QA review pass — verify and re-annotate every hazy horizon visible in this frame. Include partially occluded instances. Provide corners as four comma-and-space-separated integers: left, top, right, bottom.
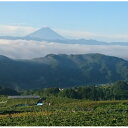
0, 2, 128, 59
0, 2, 128, 42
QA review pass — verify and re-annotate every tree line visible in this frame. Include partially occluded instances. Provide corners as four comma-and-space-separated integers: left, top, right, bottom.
1, 80, 128, 101
31, 80, 128, 100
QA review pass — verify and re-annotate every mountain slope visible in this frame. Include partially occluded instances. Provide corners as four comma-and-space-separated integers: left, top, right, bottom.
25, 27, 65, 41
0, 54, 128, 89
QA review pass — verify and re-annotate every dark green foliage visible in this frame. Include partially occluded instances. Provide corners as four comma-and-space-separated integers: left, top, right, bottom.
59, 89, 78, 99
44, 88, 60, 96
1, 80, 128, 101
0, 87, 20, 96
111, 81, 128, 99
27, 80, 128, 101
74, 81, 128, 100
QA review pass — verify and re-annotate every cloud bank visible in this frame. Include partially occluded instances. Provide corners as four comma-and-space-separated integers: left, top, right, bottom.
0, 39, 128, 60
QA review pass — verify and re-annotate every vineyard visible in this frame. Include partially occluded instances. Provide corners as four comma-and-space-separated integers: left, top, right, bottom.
0, 96, 128, 126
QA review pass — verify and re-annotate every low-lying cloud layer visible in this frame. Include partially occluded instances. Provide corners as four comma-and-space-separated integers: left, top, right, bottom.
0, 39, 128, 60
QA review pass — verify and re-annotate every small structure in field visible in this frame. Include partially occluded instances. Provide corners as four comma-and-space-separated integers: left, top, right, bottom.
59, 88, 64, 91
37, 103, 43, 106
8, 95, 40, 99
36, 97, 46, 106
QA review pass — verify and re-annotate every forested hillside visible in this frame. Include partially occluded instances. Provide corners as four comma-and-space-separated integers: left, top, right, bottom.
0, 53, 128, 89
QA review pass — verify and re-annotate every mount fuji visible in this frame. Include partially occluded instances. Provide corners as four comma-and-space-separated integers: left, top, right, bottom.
25, 27, 66, 41
0, 27, 128, 46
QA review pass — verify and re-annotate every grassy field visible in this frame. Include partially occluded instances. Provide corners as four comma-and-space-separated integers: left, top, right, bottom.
0, 96, 128, 126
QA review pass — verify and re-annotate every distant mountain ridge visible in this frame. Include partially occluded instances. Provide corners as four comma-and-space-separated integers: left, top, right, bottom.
0, 27, 128, 46
25, 27, 66, 41
0, 53, 128, 89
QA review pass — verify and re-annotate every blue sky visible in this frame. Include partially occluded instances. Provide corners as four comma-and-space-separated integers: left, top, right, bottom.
0, 2, 128, 41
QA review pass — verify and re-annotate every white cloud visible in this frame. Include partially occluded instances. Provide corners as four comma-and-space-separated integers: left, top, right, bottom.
0, 39, 128, 60
0, 25, 37, 36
